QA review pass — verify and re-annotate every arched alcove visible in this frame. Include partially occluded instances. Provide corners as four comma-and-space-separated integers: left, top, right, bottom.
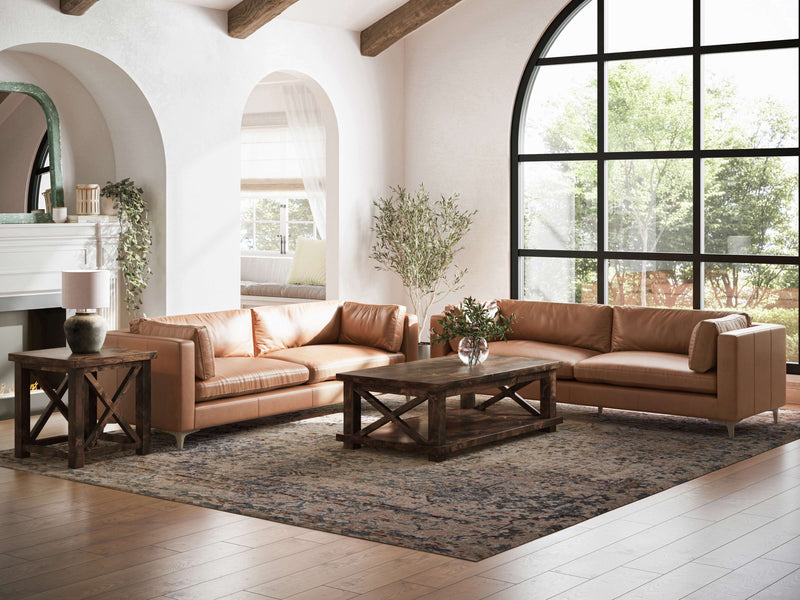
0, 43, 168, 317
239, 70, 340, 303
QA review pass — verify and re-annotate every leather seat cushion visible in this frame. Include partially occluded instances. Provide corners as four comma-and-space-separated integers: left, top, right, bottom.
573, 351, 717, 394
196, 357, 310, 402
267, 344, 405, 383
488, 340, 600, 379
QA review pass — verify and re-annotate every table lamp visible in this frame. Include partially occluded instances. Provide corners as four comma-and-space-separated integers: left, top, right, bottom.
62, 270, 110, 354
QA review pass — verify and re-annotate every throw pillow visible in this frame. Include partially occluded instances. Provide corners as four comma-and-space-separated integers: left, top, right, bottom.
287, 238, 326, 286
339, 302, 406, 353
136, 320, 216, 380
688, 314, 750, 373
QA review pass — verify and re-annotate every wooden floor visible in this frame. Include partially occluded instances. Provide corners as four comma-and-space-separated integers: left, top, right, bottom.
1, 412, 799, 600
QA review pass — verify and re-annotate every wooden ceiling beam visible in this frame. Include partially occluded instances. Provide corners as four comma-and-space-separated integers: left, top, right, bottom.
60, 0, 101, 16
228, 0, 301, 39
361, 0, 464, 57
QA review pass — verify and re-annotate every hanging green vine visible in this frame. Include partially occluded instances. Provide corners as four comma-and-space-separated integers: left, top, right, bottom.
101, 178, 152, 316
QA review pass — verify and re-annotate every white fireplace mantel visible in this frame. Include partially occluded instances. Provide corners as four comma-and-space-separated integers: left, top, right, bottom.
0, 223, 123, 329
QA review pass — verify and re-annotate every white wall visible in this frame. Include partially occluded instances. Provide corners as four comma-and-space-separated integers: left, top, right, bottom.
0, 0, 569, 321
403, 0, 570, 315
0, 0, 406, 315
0, 50, 117, 217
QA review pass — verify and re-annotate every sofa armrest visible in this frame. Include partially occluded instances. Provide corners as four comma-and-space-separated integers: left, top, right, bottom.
104, 331, 196, 432
717, 324, 786, 421
401, 313, 419, 362
429, 314, 453, 358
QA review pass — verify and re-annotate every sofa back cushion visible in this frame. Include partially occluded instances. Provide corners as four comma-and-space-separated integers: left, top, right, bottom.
688, 314, 750, 373
132, 309, 254, 357
611, 306, 751, 354
136, 320, 216, 380
339, 302, 406, 353
252, 300, 341, 356
497, 299, 613, 353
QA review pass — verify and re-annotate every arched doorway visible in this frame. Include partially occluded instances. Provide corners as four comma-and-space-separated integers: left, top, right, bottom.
239, 71, 339, 306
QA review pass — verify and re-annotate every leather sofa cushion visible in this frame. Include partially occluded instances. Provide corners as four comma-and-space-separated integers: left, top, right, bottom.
339, 302, 406, 352
573, 351, 717, 394
136, 320, 216, 380
133, 309, 254, 358
688, 314, 750, 373
611, 306, 751, 354
497, 299, 613, 353
252, 300, 341, 356
488, 340, 600, 379
268, 344, 405, 384
196, 357, 309, 402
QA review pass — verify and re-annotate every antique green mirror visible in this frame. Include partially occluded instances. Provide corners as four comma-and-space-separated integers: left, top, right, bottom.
0, 82, 63, 223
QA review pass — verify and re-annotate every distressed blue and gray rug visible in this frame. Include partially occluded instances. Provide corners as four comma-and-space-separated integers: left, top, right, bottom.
1, 399, 798, 561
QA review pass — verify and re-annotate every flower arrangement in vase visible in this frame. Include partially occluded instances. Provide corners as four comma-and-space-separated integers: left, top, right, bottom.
431, 297, 514, 366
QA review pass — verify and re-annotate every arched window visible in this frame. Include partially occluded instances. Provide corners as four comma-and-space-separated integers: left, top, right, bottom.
512, 0, 800, 369
27, 133, 50, 212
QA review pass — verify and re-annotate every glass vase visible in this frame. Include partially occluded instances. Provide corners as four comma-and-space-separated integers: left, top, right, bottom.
458, 337, 488, 366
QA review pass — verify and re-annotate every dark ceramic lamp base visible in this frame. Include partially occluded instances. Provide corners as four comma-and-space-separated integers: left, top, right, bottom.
64, 312, 108, 354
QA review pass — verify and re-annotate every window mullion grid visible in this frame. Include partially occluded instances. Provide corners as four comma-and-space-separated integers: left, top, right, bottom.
596, 0, 607, 304
692, 0, 703, 309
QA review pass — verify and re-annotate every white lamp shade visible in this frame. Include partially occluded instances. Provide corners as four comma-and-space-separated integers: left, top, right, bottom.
61, 270, 110, 310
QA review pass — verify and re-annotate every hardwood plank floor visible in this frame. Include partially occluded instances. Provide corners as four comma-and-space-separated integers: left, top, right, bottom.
0, 413, 798, 599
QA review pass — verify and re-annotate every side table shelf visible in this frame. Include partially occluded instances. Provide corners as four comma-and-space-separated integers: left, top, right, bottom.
9, 347, 157, 468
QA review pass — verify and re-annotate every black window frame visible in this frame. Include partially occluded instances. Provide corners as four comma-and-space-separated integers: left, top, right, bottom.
511, 0, 800, 373
27, 133, 50, 212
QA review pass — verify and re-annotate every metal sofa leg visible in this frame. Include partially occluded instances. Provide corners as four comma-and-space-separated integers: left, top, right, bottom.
597, 406, 603, 415
773, 409, 779, 424
158, 429, 196, 450
710, 419, 737, 438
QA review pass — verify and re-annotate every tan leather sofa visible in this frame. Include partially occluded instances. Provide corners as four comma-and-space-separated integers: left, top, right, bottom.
105, 300, 418, 448
431, 300, 786, 437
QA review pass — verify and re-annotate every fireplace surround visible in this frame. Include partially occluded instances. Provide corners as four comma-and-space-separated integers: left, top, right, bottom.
0, 222, 122, 418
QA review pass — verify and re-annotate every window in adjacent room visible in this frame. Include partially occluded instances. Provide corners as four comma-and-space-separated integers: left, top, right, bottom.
240, 112, 319, 254
512, 0, 800, 368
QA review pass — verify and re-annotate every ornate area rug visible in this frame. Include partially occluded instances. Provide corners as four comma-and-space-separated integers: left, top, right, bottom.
1, 399, 798, 561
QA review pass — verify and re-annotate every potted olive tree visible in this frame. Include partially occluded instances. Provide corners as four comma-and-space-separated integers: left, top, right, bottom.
101, 178, 152, 317
370, 184, 475, 353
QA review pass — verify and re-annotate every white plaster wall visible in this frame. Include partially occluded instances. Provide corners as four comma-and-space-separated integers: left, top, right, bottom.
0, 0, 406, 315
0, 50, 117, 217
0, 94, 44, 213
403, 0, 570, 316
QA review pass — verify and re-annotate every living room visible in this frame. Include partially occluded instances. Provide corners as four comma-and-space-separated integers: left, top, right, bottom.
1, 0, 799, 598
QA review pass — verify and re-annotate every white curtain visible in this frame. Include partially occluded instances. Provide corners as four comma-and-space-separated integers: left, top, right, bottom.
282, 83, 326, 239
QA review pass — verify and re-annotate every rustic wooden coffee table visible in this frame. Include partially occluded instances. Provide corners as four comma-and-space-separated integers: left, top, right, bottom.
336, 355, 562, 461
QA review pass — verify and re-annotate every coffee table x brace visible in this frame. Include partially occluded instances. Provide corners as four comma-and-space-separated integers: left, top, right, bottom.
336, 355, 563, 461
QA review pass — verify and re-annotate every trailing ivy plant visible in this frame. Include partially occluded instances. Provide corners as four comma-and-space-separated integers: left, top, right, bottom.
101, 178, 152, 316
370, 184, 476, 339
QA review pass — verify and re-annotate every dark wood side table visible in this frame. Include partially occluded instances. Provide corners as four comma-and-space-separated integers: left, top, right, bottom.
9, 347, 157, 468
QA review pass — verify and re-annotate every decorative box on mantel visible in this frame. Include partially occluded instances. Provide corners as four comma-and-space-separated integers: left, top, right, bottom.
0, 222, 123, 327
